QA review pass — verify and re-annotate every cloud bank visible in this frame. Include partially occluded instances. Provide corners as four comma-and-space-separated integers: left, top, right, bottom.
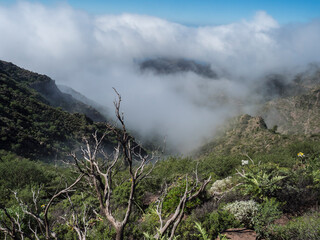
1, 2, 320, 153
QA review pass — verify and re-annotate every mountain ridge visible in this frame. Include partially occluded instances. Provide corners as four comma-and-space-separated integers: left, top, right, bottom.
0, 60, 107, 122
0, 60, 116, 161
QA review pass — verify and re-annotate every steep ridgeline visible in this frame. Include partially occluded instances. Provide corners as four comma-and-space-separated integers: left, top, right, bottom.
254, 66, 320, 101
256, 66, 320, 135
194, 65, 320, 157
57, 84, 110, 119
0, 61, 116, 161
0, 60, 107, 122
195, 114, 292, 157
261, 86, 320, 136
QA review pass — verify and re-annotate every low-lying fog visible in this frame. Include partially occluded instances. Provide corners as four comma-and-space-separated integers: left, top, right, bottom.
1, 2, 320, 153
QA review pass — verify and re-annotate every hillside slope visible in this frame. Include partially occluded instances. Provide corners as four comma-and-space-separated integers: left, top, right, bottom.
0, 65, 115, 161
195, 114, 291, 156
0, 60, 107, 122
261, 86, 320, 135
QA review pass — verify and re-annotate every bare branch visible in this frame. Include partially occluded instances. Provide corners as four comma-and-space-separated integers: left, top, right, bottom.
42, 173, 84, 239
0, 205, 30, 240
65, 193, 89, 240
11, 173, 83, 240
154, 175, 211, 239
72, 89, 159, 240
28, 221, 40, 240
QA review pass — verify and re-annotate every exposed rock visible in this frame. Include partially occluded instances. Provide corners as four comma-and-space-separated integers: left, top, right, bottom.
194, 114, 287, 157
261, 86, 320, 135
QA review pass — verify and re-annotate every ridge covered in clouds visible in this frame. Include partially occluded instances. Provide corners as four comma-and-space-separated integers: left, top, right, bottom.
1, 1, 320, 153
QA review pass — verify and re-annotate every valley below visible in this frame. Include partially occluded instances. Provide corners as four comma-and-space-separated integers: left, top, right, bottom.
1, 59, 320, 240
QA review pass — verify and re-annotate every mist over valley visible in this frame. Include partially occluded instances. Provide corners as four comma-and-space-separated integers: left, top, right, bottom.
2, 1, 320, 239
1, 2, 320, 153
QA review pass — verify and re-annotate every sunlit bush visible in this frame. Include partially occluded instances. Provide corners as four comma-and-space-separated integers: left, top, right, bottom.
223, 200, 258, 228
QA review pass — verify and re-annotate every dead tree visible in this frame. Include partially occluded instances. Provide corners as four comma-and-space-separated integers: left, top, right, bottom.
0, 205, 27, 240
3, 174, 84, 240
154, 175, 211, 240
71, 89, 157, 240
59, 193, 90, 240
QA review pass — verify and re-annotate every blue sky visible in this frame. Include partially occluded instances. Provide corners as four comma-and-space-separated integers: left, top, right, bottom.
2, 0, 320, 25
1, 0, 320, 151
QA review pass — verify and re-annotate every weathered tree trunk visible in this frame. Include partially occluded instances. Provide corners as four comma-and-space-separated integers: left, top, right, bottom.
72, 90, 157, 240
115, 225, 125, 240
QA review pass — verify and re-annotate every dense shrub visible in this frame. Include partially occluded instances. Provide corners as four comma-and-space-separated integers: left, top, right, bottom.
252, 198, 282, 239
239, 162, 288, 200
200, 155, 242, 178
270, 212, 320, 240
223, 200, 258, 228
201, 210, 241, 239
162, 178, 202, 215
276, 168, 318, 214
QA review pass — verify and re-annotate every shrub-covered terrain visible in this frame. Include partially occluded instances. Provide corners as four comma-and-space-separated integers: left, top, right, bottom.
2, 61, 320, 239
0, 67, 116, 160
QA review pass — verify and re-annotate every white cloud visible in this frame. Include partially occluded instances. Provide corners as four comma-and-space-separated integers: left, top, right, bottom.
1, 2, 320, 153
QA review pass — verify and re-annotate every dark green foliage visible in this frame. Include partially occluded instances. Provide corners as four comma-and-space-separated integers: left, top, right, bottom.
254, 152, 295, 167
201, 210, 241, 239
239, 162, 288, 200
200, 154, 242, 179
252, 198, 282, 239
173, 210, 240, 240
287, 141, 320, 159
0, 60, 107, 122
3, 60, 320, 239
270, 125, 278, 133
0, 151, 58, 205
0, 60, 51, 84
0, 72, 115, 161
151, 157, 196, 182
270, 212, 320, 240
276, 168, 318, 214
162, 178, 202, 215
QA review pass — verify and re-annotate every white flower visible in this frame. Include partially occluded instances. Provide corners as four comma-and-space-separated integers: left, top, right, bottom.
242, 160, 249, 165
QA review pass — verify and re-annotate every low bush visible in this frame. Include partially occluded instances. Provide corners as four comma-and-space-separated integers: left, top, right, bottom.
270, 212, 320, 240
201, 210, 241, 239
223, 200, 258, 228
252, 198, 282, 239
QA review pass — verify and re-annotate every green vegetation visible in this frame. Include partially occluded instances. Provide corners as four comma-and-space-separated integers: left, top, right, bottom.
2, 139, 320, 239
270, 212, 320, 240
0, 71, 116, 160
2, 61, 320, 239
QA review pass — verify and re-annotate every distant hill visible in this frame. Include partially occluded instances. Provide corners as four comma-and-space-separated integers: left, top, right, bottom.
57, 84, 110, 120
194, 66, 320, 158
139, 58, 218, 79
195, 114, 290, 156
254, 66, 320, 101
0, 60, 116, 161
0, 60, 107, 122
261, 86, 320, 136
255, 66, 320, 136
